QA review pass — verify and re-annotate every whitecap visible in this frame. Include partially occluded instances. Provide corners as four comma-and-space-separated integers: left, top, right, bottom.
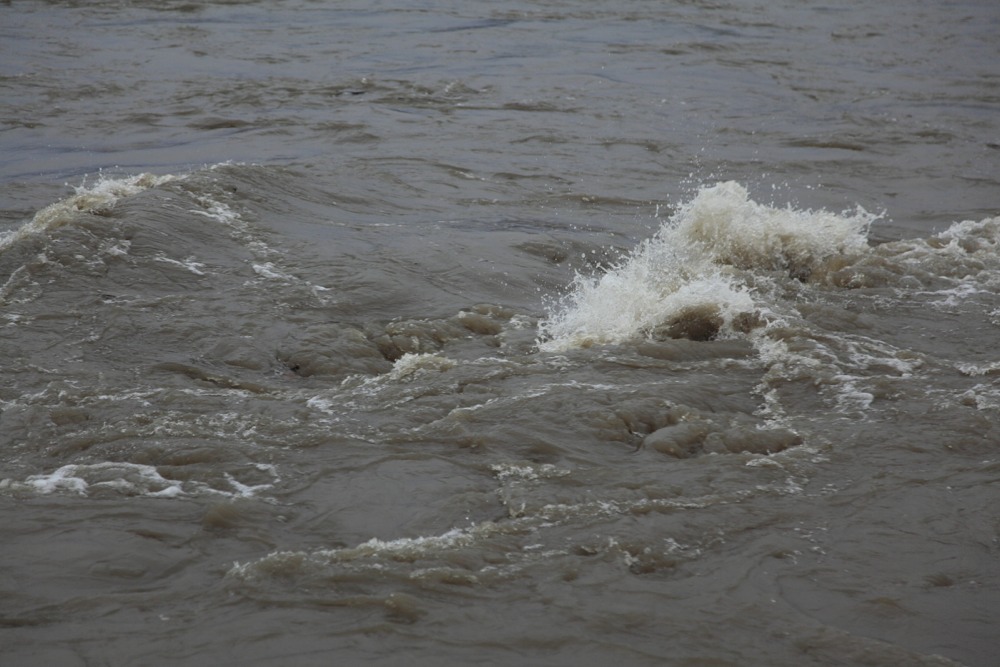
539, 181, 875, 351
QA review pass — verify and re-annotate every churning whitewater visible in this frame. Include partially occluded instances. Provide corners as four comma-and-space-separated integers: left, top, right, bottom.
539, 180, 878, 349
2, 1, 998, 665
3, 166, 997, 667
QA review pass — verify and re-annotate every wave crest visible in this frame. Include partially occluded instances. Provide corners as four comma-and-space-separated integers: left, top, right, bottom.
539, 182, 877, 351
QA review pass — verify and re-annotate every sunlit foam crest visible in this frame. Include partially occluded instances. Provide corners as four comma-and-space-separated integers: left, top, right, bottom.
539, 181, 876, 351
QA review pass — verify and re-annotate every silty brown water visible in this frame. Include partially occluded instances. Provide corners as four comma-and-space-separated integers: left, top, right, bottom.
1, 1, 998, 665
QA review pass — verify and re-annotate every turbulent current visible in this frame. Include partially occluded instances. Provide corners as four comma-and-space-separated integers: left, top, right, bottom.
2, 1, 998, 666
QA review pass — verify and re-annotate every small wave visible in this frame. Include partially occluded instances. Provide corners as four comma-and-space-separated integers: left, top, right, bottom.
0, 172, 179, 253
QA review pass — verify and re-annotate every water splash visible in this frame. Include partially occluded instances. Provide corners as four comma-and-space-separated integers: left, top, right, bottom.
539, 182, 877, 351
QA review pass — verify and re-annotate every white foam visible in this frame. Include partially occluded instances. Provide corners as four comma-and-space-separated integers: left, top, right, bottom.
674, 181, 873, 271
248, 262, 334, 302
842, 335, 921, 376
1, 461, 279, 500
8, 462, 185, 497
2, 172, 178, 252
932, 216, 1000, 251
927, 283, 986, 307
189, 197, 241, 226
830, 375, 876, 411
226, 472, 811, 585
957, 361, 1000, 377
155, 254, 207, 275
540, 182, 875, 351
961, 385, 1000, 410
225, 465, 280, 498
387, 352, 456, 381
491, 462, 571, 482
251, 262, 295, 281
228, 524, 489, 580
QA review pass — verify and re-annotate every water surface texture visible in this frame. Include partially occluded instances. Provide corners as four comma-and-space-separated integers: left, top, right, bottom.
2, 1, 998, 665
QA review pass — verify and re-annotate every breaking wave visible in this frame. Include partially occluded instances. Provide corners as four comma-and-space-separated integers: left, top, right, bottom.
539, 181, 878, 350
